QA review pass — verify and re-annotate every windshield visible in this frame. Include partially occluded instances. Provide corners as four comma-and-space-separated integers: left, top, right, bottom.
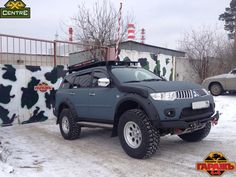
230, 69, 236, 74
112, 67, 162, 83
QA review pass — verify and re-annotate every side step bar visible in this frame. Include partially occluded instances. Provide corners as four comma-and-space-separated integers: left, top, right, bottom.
77, 121, 113, 129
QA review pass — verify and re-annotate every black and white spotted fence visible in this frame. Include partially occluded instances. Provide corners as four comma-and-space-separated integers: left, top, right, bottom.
0, 64, 67, 126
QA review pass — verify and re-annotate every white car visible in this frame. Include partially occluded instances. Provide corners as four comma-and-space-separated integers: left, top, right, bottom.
202, 68, 236, 96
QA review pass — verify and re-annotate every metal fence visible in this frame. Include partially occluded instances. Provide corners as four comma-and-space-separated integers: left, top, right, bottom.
0, 34, 109, 66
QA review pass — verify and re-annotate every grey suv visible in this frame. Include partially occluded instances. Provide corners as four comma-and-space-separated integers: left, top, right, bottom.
54, 60, 219, 159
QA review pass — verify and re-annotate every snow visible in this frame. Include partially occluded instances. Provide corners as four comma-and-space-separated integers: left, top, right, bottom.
0, 95, 236, 177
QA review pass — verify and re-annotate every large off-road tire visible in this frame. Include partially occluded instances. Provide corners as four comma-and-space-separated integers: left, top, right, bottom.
178, 122, 211, 142
59, 109, 81, 140
118, 109, 160, 159
209, 83, 223, 96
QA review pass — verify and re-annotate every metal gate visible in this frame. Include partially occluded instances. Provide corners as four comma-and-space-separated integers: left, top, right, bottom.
0, 33, 109, 66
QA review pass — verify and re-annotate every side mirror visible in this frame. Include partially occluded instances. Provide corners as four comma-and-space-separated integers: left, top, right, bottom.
98, 78, 110, 87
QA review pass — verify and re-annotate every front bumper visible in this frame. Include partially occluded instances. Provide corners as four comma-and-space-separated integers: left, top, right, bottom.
159, 111, 220, 129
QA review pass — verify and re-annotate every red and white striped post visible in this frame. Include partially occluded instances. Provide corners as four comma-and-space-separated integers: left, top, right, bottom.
127, 24, 135, 41
115, 2, 122, 60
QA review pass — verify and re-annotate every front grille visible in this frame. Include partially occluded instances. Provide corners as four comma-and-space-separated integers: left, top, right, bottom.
176, 90, 193, 99
176, 89, 207, 99
180, 104, 214, 121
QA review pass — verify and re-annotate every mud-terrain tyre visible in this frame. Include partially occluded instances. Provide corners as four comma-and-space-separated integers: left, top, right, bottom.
118, 109, 160, 159
178, 122, 211, 142
209, 83, 223, 96
59, 109, 81, 140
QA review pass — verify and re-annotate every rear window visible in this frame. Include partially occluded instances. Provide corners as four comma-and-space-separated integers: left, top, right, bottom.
60, 76, 75, 89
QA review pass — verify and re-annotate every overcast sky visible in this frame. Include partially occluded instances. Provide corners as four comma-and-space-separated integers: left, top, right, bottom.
0, 0, 231, 49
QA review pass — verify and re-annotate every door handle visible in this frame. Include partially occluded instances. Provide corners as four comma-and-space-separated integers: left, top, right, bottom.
89, 92, 96, 96
69, 92, 75, 95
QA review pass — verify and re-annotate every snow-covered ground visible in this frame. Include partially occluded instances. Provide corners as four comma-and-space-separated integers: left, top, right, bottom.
0, 95, 236, 177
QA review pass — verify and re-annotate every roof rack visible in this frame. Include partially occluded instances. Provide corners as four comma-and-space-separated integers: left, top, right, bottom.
68, 59, 139, 73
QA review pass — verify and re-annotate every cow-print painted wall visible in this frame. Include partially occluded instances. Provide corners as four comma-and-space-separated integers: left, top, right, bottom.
0, 64, 67, 126
119, 50, 174, 81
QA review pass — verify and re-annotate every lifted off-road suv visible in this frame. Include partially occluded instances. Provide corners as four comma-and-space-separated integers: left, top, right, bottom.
54, 60, 219, 159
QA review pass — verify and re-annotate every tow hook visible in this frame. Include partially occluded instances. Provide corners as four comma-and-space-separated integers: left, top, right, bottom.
211, 111, 220, 126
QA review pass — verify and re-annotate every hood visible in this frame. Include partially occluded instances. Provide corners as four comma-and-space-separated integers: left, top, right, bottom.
123, 81, 202, 92
206, 74, 228, 80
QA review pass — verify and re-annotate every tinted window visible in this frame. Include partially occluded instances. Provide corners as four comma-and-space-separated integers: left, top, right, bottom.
92, 71, 107, 87
75, 74, 92, 88
61, 81, 70, 89
60, 76, 75, 89
73, 76, 80, 87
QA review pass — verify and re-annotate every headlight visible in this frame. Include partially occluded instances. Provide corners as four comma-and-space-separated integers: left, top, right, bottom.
150, 91, 177, 101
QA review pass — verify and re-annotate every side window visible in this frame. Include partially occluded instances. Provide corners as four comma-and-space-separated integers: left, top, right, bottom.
77, 73, 92, 88
92, 71, 107, 87
73, 76, 80, 88
60, 76, 74, 89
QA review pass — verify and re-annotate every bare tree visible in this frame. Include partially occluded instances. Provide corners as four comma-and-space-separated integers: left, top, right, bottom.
179, 27, 234, 82
214, 34, 235, 71
71, 0, 133, 47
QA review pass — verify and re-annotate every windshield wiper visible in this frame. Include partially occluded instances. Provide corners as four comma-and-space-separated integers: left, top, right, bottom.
141, 78, 161, 82
124, 80, 141, 83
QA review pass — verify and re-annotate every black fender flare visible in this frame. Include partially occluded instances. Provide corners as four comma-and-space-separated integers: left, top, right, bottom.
56, 98, 79, 124
112, 93, 160, 136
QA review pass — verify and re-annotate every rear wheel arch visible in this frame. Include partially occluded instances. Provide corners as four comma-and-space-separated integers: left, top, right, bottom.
57, 101, 78, 124
59, 103, 69, 114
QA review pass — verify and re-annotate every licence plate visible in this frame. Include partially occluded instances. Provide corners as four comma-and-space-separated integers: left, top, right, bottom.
192, 101, 210, 110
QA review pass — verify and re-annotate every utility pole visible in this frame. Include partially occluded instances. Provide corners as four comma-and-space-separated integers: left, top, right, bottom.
234, 17, 236, 66
115, 2, 123, 61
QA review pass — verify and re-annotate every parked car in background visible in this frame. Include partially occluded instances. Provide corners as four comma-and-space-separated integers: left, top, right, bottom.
202, 68, 236, 96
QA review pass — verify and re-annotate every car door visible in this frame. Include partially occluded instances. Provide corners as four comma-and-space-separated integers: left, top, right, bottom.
226, 69, 236, 91
70, 72, 92, 118
88, 69, 117, 122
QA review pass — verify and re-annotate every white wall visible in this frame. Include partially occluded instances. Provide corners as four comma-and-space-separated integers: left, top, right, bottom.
175, 57, 201, 83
